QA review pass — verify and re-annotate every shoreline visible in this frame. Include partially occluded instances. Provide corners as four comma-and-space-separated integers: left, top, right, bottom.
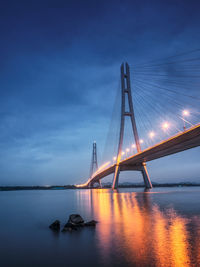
1, 183, 200, 191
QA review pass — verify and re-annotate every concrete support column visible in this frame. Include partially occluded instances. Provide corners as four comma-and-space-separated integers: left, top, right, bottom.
141, 163, 152, 188
112, 164, 120, 189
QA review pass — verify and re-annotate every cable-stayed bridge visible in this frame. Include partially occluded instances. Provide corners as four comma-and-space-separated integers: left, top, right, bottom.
76, 50, 200, 189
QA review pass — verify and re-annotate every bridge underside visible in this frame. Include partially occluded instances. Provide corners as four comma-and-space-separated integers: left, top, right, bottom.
82, 124, 200, 188
88, 164, 148, 188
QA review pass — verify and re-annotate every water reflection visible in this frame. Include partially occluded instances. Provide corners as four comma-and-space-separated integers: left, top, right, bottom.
77, 189, 200, 266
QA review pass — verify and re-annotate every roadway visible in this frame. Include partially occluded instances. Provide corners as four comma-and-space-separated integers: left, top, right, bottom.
78, 123, 200, 187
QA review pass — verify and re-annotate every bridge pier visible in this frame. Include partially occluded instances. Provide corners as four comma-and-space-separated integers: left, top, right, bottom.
112, 164, 120, 189
88, 179, 102, 189
112, 163, 152, 189
141, 163, 152, 188
98, 179, 102, 188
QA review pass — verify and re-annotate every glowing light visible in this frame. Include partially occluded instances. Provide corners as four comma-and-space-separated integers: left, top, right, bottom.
92, 161, 111, 178
75, 181, 89, 188
113, 156, 116, 161
162, 122, 169, 130
149, 131, 155, 138
126, 148, 130, 152
132, 144, 136, 148
122, 151, 125, 155
183, 110, 189, 116
97, 161, 111, 172
140, 139, 144, 144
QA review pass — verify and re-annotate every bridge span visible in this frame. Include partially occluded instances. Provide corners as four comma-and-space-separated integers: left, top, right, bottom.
76, 123, 200, 188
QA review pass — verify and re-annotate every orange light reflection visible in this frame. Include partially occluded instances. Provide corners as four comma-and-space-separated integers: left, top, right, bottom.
79, 190, 200, 267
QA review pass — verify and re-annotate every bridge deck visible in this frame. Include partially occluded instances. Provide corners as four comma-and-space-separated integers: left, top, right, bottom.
81, 124, 200, 186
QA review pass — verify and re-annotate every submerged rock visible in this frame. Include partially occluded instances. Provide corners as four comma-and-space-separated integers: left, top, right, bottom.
51, 214, 98, 233
84, 220, 98, 227
68, 214, 84, 225
49, 220, 60, 231
62, 222, 78, 232
62, 223, 73, 232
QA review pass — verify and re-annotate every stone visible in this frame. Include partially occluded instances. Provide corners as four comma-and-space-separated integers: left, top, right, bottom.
61, 216, 98, 232
84, 220, 98, 227
49, 220, 60, 231
62, 226, 73, 232
62, 222, 77, 232
68, 214, 84, 225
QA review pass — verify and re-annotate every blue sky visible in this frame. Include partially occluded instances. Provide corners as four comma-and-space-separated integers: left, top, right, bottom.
0, 0, 200, 185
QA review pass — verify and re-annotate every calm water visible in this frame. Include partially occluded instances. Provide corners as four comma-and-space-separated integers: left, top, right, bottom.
1, 187, 200, 266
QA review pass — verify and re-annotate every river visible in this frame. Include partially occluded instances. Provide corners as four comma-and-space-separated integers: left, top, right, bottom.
1, 187, 200, 266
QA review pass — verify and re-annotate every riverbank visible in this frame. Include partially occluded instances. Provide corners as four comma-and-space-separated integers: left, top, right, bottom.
0, 182, 200, 191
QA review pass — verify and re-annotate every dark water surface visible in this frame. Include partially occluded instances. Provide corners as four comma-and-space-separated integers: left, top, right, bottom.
1, 187, 200, 267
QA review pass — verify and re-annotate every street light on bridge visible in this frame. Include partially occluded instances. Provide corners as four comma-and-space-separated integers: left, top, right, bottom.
182, 110, 190, 131
162, 122, 169, 130
126, 148, 130, 157
131, 144, 136, 155
183, 110, 189, 116
149, 131, 155, 138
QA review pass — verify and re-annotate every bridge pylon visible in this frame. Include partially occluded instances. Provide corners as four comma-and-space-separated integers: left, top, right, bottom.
89, 141, 101, 188
112, 63, 152, 189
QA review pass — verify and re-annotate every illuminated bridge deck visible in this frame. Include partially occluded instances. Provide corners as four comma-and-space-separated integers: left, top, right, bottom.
80, 124, 200, 187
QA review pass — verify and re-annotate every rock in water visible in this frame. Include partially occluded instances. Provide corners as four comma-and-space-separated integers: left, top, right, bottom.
68, 214, 84, 225
84, 220, 98, 227
62, 223, 74, 232
49, 220, 60, 231
62, 215, 84, 232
